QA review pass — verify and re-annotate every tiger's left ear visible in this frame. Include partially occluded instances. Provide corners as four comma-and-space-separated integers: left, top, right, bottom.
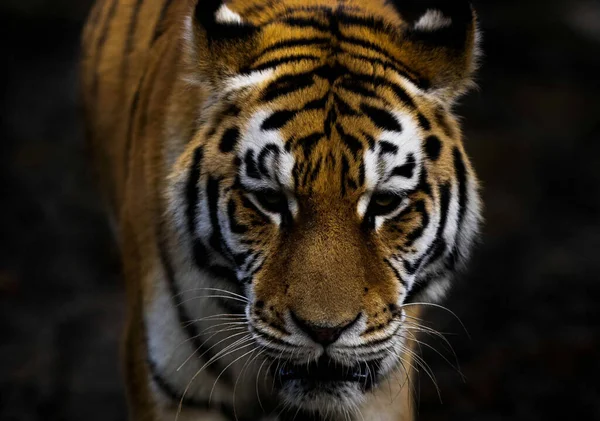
388, 0, 480, 102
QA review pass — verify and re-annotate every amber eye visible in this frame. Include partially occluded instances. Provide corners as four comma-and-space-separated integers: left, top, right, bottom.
253, 190, 288, 214
368, 192, 405, 217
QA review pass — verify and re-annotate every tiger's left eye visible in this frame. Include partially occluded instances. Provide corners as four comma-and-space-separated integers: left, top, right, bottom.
368, 192, 405, 217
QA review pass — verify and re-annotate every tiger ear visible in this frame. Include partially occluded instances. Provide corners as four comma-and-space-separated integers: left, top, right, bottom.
194, 0, 256, 41
188, 0, 258, 78
389, 0, 480, 102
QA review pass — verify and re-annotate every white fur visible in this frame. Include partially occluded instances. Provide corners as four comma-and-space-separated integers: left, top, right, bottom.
224, 69, 275, 93
414, 9, 453, 32
238, 109, 296, 190
360, 108, 424, 231
214, 4, 243, 24
235, 109, 298, 225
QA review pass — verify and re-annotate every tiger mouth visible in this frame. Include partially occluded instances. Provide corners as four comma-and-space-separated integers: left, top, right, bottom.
275, 357, 381, 390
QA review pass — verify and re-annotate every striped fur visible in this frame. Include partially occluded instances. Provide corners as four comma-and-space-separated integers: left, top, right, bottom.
81, 1, 481, 420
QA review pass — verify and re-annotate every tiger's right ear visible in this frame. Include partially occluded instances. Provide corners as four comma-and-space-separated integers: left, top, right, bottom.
186, 0, 258, 80
194, 0, 256, 41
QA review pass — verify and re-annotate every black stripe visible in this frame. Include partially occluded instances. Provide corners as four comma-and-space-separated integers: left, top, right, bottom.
261, 72, 315, 102
361, 103, 402, 132
344, 52, 424, 89
193, 239, 210, 267
333, 93, 357, 116
416, 165, 432, 196
147, 356, 214, 409
282, 17, 330, 32
404, 272, 435, 303
363, 132, 376, 149
296, 132, 323, 160
405, 182, 452, 284
250, 54, 321, 72
309, 157, 322, 184
156, 223, 232, 384
122, 0, 144, 78
244, 151, 261, 179
219, 127, 240, 153
405, 200, 429, 247
338, 35, 427, 88
83, 1, 103, 47
424, 135, 442, 161
227, 199, 248, 234
186, 147, 203, 237
418, 113, 432, 131
453, 147, 468, 229
138, 58, 161, 137
209, 264, 241, 285
339, 78, 377, 97
427, 183, 452, 264
403, 182, 453, 287
152, 0, 174, 44
187, 148, 210, 270
390, 154, 416, 179
303, 94, 328, 110
351, 73, 417, 109
147, 356, 255, 421
403, 255, 423, 276
311, 62, 342, 84
254, 37, 329, 60
293, 162, 303, 190
240, 196, 270, 225
358, 162, 366, 186
257, 144, 280, 177
335, 12, 394, 37
124, 81, 142, 177
324, 107, 336, 138
207, 177, 231, 258
261, 110, 296, 131
340, 154, 350, 197
123, 51, 162, 182
384, 259, 406, 286
91, 0, 118, 99
301, 160, 314, 189
436, 107, 454, 137
336, 123, 364, 157
379, 141, 398, 155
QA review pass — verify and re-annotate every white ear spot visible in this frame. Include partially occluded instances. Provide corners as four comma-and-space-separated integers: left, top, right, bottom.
414, 9, 452, 31
215, 4, 244, 24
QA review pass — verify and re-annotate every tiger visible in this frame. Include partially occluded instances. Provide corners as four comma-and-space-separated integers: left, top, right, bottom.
80, 0, 481, 420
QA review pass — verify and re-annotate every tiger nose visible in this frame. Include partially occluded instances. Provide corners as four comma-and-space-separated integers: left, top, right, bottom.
291, 312, 359, 346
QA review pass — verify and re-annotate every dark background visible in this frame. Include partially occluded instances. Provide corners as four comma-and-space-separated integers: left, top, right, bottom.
1, 1, 599, 420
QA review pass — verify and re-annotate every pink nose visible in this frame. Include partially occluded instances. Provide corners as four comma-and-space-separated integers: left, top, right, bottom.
291, 312, 359, 346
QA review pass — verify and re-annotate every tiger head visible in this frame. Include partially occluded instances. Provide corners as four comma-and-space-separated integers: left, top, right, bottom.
169, 0, 481, 415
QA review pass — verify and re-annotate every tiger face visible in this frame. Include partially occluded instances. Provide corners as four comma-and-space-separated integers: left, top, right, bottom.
168, 0, 480, 415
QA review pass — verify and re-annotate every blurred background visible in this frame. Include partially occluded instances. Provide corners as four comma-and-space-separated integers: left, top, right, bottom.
1, 0, 599, 420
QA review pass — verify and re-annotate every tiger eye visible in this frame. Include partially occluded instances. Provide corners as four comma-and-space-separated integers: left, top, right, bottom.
262, 192, 284, 205
254, 190, 289, 214
373, 194, 396, 207
368, 193, 404, 217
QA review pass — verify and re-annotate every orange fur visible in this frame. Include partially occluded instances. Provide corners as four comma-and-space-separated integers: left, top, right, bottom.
81, 1, 480, 420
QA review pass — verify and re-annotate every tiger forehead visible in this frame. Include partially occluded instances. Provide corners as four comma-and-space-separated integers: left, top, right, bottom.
204, 0, 463, 196
227, 0, 402, 26
210, 61, 455, 193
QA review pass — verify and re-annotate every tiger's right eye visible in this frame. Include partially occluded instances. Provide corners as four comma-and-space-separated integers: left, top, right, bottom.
253, 190, 288, 214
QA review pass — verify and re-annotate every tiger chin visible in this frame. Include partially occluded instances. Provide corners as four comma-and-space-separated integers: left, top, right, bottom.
81, 0, 482, 420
